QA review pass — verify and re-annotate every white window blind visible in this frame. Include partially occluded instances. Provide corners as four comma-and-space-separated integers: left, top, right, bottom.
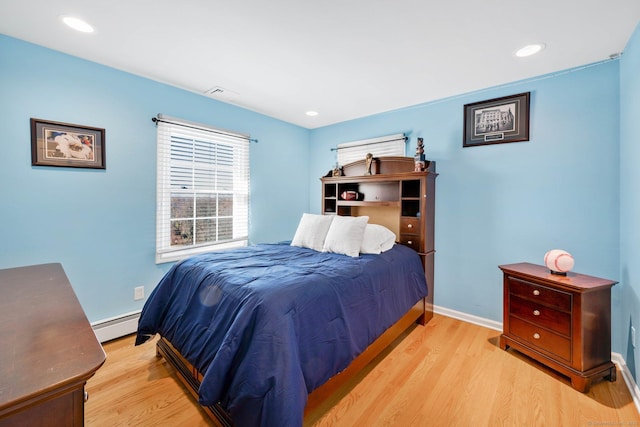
336, 133, 406, 166
155, 115, 250, 263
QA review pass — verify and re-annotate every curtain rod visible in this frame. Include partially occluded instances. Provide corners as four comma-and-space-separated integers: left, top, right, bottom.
152, 116, 258, 143
329, 136, 407, 151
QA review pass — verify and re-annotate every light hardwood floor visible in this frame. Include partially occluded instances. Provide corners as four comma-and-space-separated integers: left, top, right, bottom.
85, 315, 640, 426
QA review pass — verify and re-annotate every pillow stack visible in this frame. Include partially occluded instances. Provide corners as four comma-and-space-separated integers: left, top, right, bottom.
291, 213, 396, 257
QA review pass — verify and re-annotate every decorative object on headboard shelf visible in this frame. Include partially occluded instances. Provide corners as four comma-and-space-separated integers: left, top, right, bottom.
332, 163, 342, 177
340, 190, 360, 201
365, 153, 374, 175
414, 138, 426, 172
544, 249, 575, 275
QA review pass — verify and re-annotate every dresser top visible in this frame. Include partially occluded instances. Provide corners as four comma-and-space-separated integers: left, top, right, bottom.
0, 263, 106, 413
499, 262, 617, 291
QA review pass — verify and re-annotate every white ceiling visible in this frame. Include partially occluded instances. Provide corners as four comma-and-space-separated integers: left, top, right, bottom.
1, 0, 639, 129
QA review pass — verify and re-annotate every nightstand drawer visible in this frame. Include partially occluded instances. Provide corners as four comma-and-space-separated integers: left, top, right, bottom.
400, 217, 420, 234
509, 316, 571, 362
508, 277, 571, 311
509, 295, 571, 336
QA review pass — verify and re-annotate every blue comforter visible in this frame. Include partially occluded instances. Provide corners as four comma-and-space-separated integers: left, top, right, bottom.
136, 242, 427, 426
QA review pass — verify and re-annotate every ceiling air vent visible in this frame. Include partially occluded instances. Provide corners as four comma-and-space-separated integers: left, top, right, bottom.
204, 86, 239, 100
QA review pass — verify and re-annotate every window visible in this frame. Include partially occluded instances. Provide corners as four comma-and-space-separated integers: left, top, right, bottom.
155, 115, 250, 263
336, 133, 406, 166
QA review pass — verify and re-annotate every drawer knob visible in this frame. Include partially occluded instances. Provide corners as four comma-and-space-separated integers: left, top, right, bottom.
408, 224, 413, 229
533, 290, 540, 296
533, 309, 540, 316
407, 240, 413, 245
84, 391, 89, 402
533, 333, 541, 340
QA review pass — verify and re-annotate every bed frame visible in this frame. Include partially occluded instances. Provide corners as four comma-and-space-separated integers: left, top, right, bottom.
155, 156, 437, 425
156, 300, 425, 426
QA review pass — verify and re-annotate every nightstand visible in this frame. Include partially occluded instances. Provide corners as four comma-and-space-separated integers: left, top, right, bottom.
498, 262, 616, 392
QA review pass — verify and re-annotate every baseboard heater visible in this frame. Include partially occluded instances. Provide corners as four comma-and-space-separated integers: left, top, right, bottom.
92, 310, 141, 343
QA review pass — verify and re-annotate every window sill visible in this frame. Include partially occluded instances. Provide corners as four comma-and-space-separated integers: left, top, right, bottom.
155, 240, 247, 264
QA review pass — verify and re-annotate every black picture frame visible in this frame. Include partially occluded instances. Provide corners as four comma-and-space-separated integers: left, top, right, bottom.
463, 92, 530, 147
31, 118, 106, 169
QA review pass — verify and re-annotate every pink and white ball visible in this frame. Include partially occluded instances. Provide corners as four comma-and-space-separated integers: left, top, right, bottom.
544, 249, 575, 275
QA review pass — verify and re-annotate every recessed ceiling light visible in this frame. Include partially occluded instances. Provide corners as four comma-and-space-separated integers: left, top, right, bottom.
306, 111, 318, 117
515, 43, 545, 58
61, 16, 95, 33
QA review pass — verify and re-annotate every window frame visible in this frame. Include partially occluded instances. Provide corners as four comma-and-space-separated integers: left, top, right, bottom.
155, 115, 250, 264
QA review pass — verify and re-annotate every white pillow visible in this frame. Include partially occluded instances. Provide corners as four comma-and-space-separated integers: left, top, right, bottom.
291, 213, 334, 252
360, 224, 397, 254
322, 216, 369, 257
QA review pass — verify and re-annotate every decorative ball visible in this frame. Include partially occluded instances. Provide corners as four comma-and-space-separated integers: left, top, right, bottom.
544, 249, 575, 274
340, 191, 359, 201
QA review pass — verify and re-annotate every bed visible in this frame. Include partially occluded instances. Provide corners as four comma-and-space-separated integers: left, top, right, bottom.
136, 156, 437, 426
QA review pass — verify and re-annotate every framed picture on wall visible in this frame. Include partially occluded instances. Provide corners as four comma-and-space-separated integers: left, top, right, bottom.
463, 92, 530, 147
31, 118, 106, 169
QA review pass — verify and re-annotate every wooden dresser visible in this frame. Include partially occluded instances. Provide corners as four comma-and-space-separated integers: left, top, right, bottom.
321, 156, 437, 322
498, 262, 616, 392
0, 263, 106, 426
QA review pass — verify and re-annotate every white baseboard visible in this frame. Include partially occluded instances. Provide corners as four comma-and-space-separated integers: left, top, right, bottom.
612, 352, 640, 414
91, 310, 141, 343
434, 304, 503, 331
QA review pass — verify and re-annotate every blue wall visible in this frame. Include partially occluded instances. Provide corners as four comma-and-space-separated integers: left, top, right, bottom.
620, 23, 640, 380
310, 61, 621, 336
0, 35, 310, 322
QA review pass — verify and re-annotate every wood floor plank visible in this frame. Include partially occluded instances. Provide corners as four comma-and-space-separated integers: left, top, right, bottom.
85, 315, 640, 426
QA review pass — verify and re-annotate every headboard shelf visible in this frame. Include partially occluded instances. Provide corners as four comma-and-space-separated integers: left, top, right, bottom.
336, 200, 401, 208
330, 155, 435, 178
320, 155, 437, 322
322, 171, 432, 184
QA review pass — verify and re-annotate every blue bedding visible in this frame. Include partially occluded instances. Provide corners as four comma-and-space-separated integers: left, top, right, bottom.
136, 242, 427, 426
